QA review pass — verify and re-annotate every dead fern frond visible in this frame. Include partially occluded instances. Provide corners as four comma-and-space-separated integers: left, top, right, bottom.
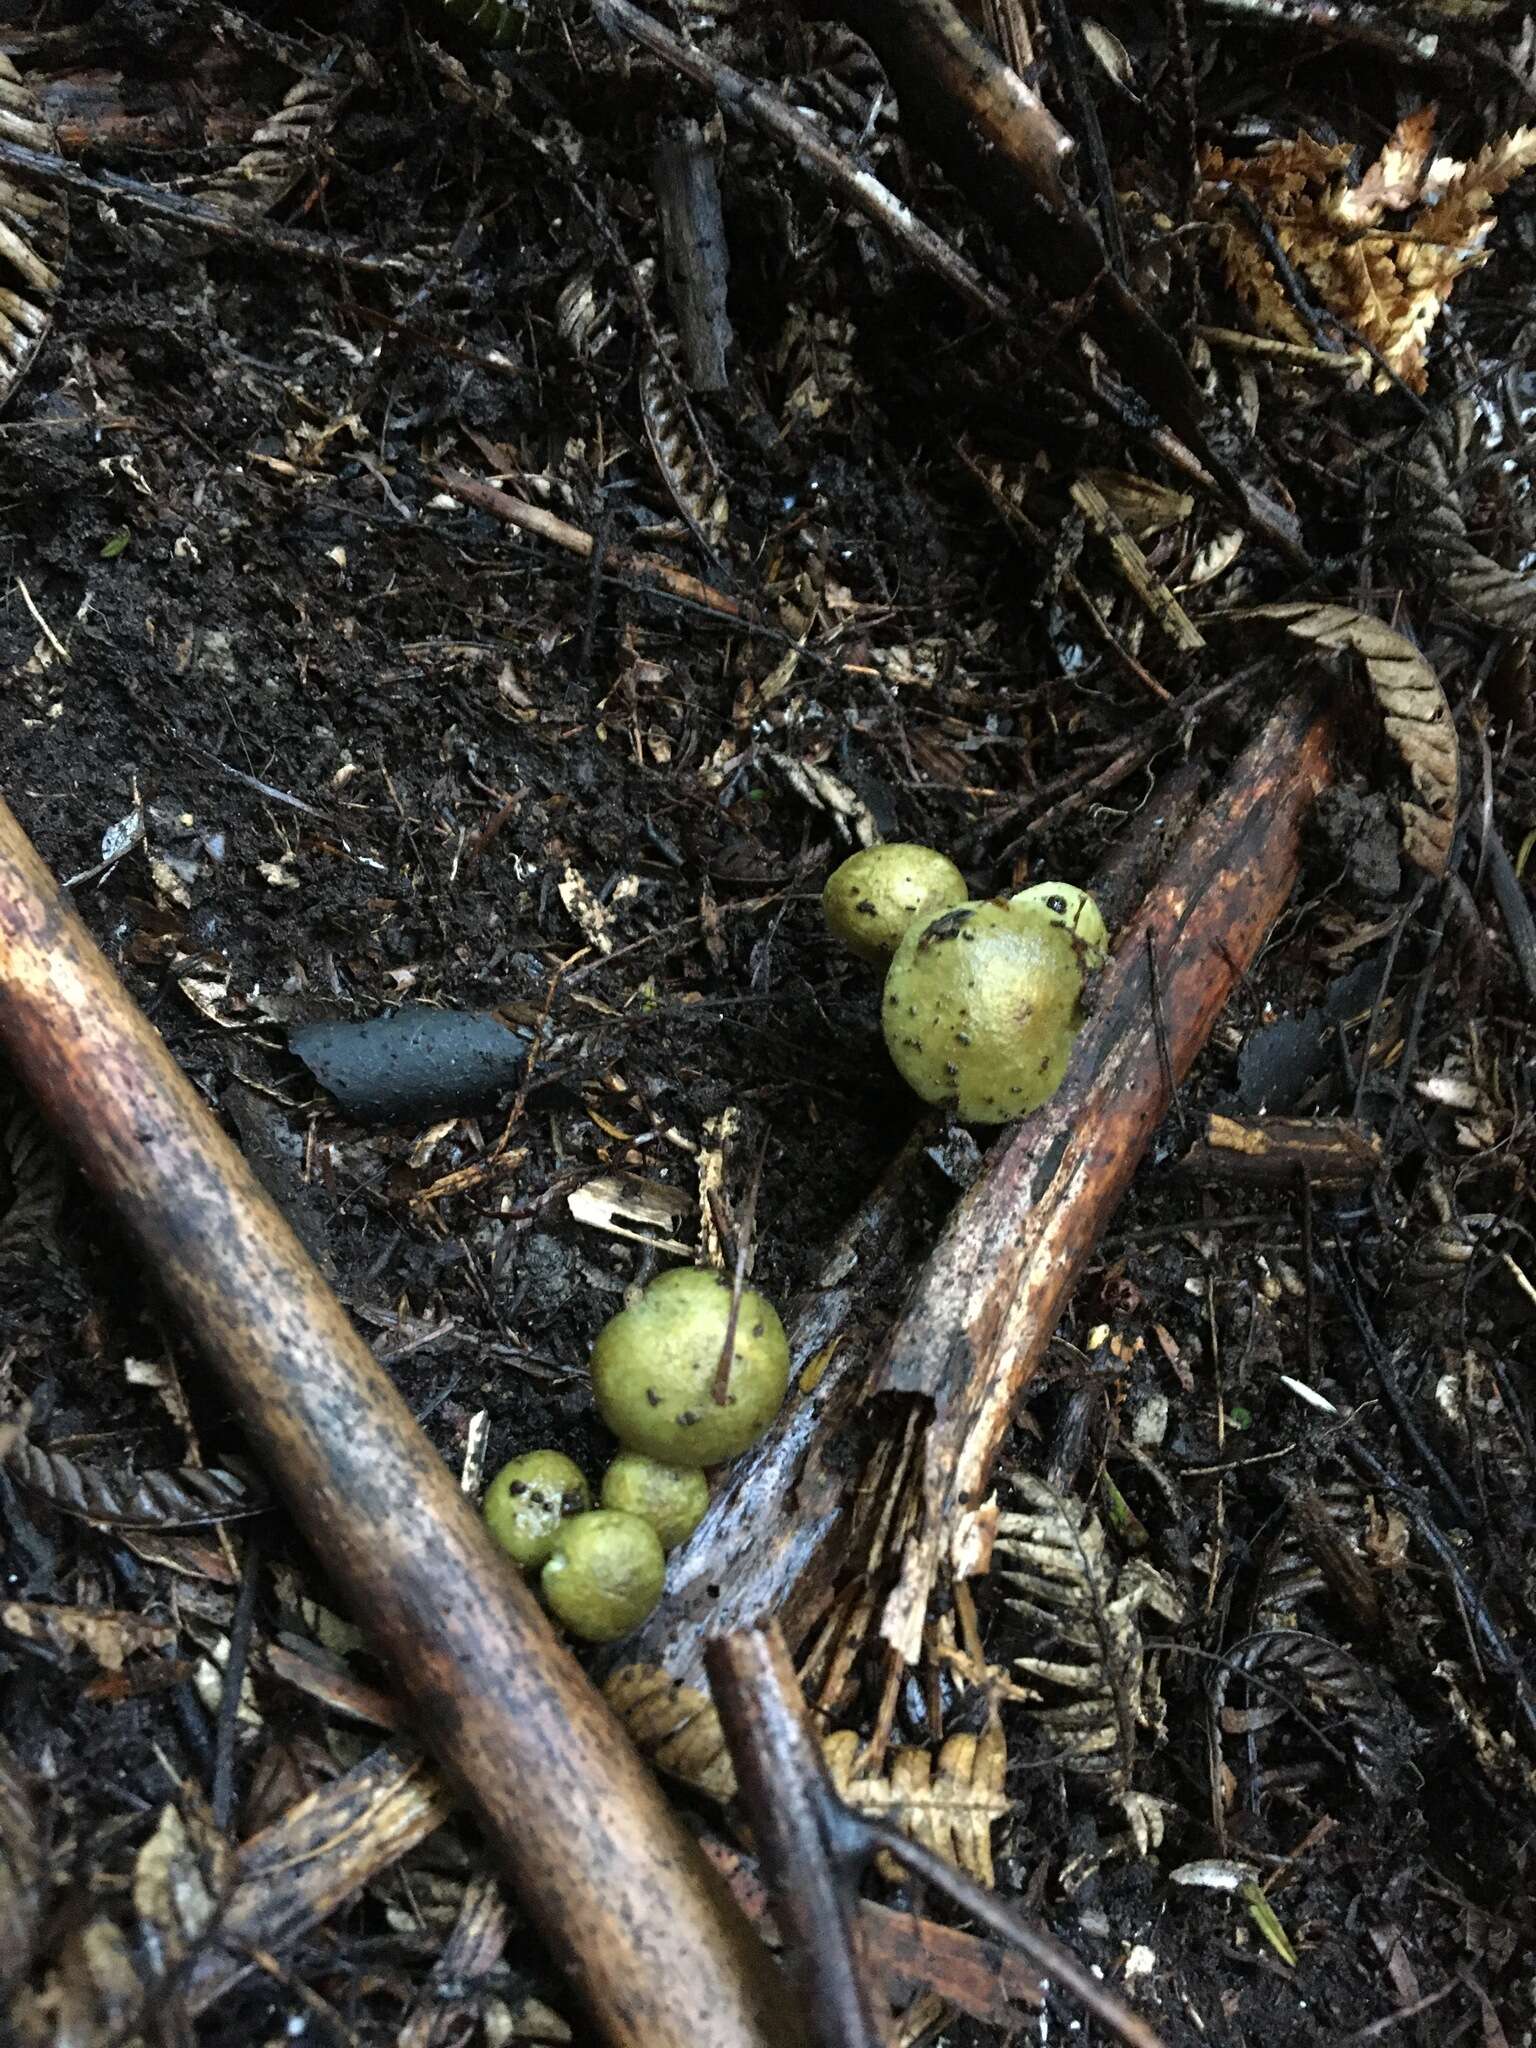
1200, 111, 1536, 391
995, 1474, 1182, 1800
1233, 602, 1458, 874
606, 1663, 1011, 1885
822, 1718, 1010, 1886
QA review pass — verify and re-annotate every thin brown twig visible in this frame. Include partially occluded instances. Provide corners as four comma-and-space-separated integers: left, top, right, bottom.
0, 137, 420, 275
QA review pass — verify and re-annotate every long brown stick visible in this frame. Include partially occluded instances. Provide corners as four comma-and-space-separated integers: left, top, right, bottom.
0, 795, 790, 2048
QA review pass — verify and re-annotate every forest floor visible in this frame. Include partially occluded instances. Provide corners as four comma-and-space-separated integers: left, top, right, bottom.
1, 2, 1534, 2043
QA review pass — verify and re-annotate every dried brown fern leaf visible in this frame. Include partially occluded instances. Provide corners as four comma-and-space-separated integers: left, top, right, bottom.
1215, 1629, 1402, 1803
196, 63, 347, 216
606, 1661, 1009, 1885
0, 1734, 43, 1997
639, 344, 729, 548
996, 1475, 1182, 1807
1410, 436, 1536, 633
0, 57, 67, 412
822, 1718, 1010, 1887
604, 1664, 739, 1801
1233, 602, 1458, 873
2, 1418, 269, 1529
0, 1078, 65, 1255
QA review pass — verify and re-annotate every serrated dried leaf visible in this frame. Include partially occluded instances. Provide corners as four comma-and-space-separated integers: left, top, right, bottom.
0, 1734, 43, 1996
997, 1474, 1182, 1796
1201, 113, 1536, 391
0, 1079, 64, 1255
822, 1718, 1010, 1886
2, 1418, 269, 1528
1236, 602, 1458, 874
603, 1665, 739, 1801
197, 63, 347, 216
639, 346, 728, 546
1, 1601, 176, 1673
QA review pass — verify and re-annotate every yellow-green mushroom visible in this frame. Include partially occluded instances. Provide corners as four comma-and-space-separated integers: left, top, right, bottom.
601, 1452, 710, 1551
590, 1266, 790, 1468
540, 1509, 666, 1642
822, 843, 969, 965
482, 1449, 591, 1571
881, 888, 1106, 1123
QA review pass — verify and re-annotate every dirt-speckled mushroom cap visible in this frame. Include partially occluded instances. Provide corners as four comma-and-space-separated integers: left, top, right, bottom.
539, 1509, 666, 1642
1010, 881, 1109, 958
482, 1450, 592, 1571
822, 843, 970, 965
881, 895, 1094, 1123
590, 1266, 791, 1468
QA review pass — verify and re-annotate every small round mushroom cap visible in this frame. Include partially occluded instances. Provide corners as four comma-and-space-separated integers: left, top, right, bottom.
482, 1450, 591, 1571
590, 1266, 791, 1468
540, 1509, 666, 1642
1010, 881, 1109, 958
881, 895, 1094, 1123
822, 843, 969, 965
601, 1453, 711, 1550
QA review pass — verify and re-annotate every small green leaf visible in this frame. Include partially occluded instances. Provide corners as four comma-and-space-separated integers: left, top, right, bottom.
1227, 1404, 1252, 1432
1241, 1880, 1298, 1966
101, 529, 131, 559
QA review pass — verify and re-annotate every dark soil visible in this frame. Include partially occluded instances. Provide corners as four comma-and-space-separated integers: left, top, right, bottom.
2, 3, 1534, 2044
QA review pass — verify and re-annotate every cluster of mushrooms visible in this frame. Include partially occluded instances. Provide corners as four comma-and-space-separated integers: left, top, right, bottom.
482, 1267, 789, 1640
483, 843, 1105, 1642
823, 843, 1107, 1121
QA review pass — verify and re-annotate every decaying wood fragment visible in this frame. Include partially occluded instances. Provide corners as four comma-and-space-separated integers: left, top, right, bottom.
653, 118, 732, 392
874, 694, 1335, 1656
1178, 1113, 1382, 1188
0, 794, 789, 2048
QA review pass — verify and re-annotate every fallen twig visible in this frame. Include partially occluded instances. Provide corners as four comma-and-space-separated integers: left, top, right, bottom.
0, 136, 420, 275
0, 793, 788, 2048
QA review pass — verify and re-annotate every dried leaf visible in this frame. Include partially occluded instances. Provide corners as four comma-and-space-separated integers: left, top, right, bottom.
603, 1665, 739, 1801
0, 1734, 43, 1996
197, 64, 347, 216
2, 1416, 269, 1528
996, 1474, 1182, 1796
822, 1718, 1010, 1886
0, 1077, 64, 1255
1201, 113, 1536, 390
1, 1601, 176, 1673
640, 346, 728, 547
133, 1800, 231, 1962
1214, 1630, 1400, 1802
1235, 602, 1458, 873
567, 1172, 693, 1251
